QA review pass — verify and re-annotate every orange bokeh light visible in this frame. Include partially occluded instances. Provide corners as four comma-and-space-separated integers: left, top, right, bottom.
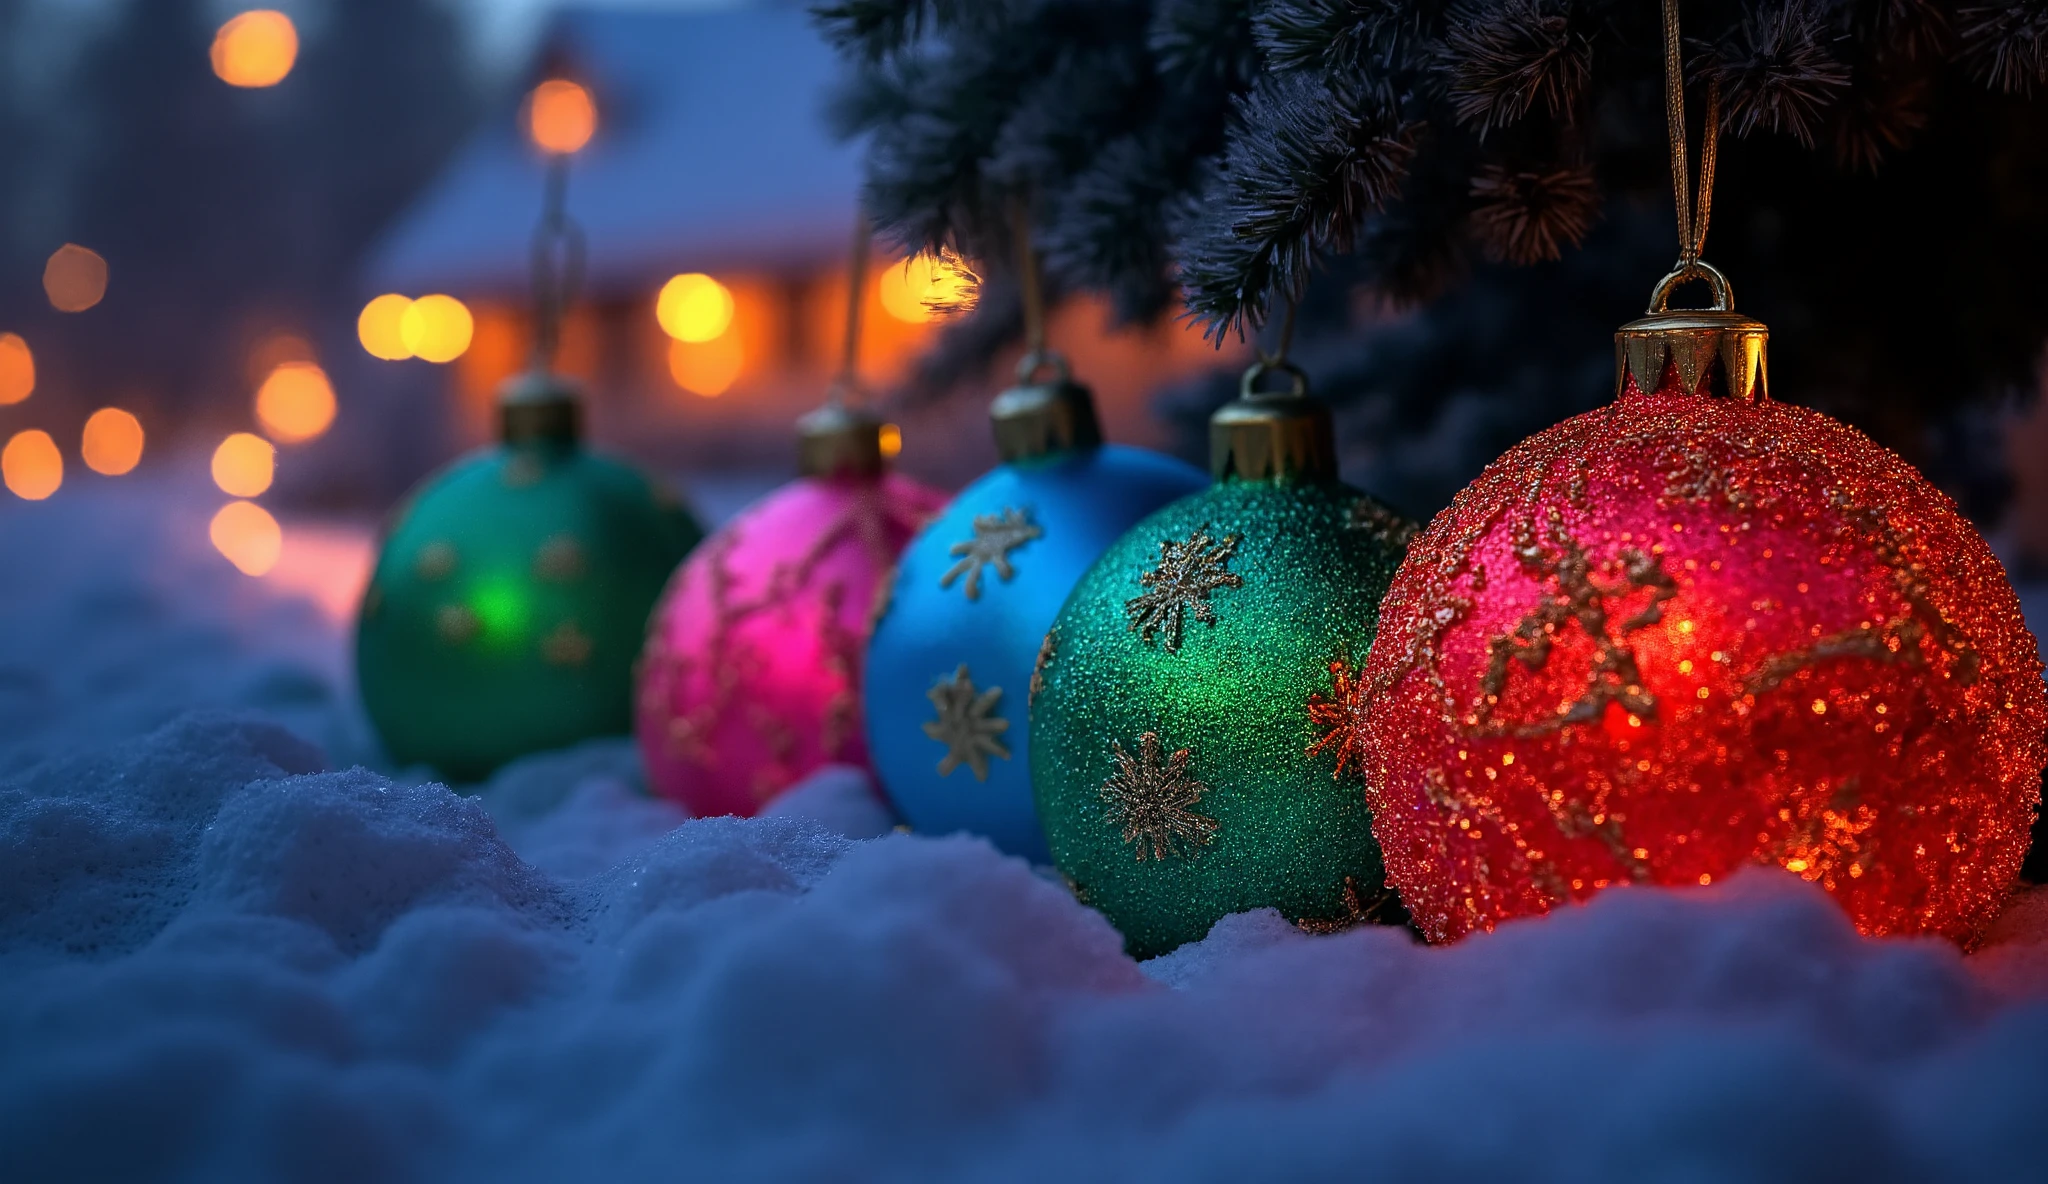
81, 408, 144, 476
359, 294, 414, 360
656, 274, 736, 342
210, 501, 283, 576
668, 335, 743, 398
43, 244, 107, 313
400, 295, 474, 364
212, 432, 275, 498
526, 79, 596, 155
3, 430, 62, 500
211, 10, 298, 88
0, 333, 32, 404
255, 361, 337, 444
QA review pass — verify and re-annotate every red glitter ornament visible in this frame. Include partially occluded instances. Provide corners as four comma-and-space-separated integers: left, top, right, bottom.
1360, 269, 2047, 947
636, 407, 945, 816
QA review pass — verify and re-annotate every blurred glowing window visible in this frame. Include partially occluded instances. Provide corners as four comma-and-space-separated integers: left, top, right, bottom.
211, 11, 298, 88
656, 274, 734, 342
212, 432, 275, 498
400, 295, 474, 364
668, 335, 743, 398
879, 423, 903, 459
81, 408, 144, 476
3, 430, 62, 500
526, 80, 596, 155
211, 501, 282, 576
0, 334, 32, 404
359, 294, 414, 360
878, 253, 975, 324
256, 361, 336, 443
43, 244, 108, 313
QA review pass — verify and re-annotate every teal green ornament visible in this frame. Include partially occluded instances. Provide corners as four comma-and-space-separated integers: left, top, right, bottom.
865, 353, 1206, 861
1028, 361, 1415, 956
356, 371, 703, 783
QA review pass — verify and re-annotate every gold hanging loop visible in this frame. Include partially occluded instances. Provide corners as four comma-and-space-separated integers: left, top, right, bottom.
1211, 295, 1334, 482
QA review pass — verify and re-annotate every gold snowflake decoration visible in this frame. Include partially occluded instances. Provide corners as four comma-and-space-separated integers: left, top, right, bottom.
923, 664, 1010, 780
1029, 627, 1057, 708
940, 507, 1042, 600
1100, 732, 1217, 861
1305, 658, 1370, 780
1124, 529, 1243, 652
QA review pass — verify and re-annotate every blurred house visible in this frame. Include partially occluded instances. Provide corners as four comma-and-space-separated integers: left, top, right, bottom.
365, 3, 1234, 488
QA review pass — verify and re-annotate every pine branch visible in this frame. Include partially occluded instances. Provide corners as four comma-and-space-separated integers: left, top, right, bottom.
1704, 0, 1855, 147
810, 1, 998, 61
1150, 0, 1258, 95
1042, 134, 1184, 321
1440, 0, 1592, 135
1959, 0, 2048, 94
1468, 160, 1599, 263
1179, 73, 1420, 336
1254, 0, 1414, 73
1827, 63, 1931, 171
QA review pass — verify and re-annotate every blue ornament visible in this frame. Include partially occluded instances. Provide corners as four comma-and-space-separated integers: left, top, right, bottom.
865, 356, 1206, 861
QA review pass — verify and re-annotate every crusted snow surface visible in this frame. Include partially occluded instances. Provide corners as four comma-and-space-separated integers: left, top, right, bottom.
2, 481, 2047, 1182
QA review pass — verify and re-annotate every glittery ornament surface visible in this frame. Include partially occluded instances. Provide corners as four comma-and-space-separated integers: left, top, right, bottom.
866, 445, 1205, 861
1030, 478, 1410, 957
356, 442, 702, 783
1362, 378, 2048, 946
637, 472, 945, 817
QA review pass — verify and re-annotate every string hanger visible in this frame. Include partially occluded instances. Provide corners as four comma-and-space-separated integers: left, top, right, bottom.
529, 155, 585, 373
1661, 0, 1720, 278
1010, 192, 1050, 363
1241, 293, 1307, 401
830, 213, 872, 407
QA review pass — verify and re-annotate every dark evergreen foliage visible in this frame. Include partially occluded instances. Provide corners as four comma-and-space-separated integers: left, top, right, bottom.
818, 0, 2048, 516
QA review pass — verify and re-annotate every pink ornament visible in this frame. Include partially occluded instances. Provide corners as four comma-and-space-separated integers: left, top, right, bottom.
636, 472, 947, 816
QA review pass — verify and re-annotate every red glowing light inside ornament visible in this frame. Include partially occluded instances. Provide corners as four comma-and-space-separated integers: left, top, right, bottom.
1361, 373, 2047, 947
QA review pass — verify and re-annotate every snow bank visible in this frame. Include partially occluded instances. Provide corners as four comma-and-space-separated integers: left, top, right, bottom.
5, 479, 2048, 1181
3, 711, 2047, 1181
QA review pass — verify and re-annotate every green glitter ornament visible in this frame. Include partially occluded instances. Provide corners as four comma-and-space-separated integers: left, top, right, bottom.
1028, 361, 1414, 956
356, 370, 703, 783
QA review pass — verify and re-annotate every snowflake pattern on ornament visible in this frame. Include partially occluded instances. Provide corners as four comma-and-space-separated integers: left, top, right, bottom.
1124, 529, 1243, 652
1305, 659, 1371, 780
1099, 731, 1217, 861
923, 664, 1010, 780
939, 507, 1041, 600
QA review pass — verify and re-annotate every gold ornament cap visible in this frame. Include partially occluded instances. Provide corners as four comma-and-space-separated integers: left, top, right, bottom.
797, 400, 887, 479
498, 368, 583, 445
1615, 261, 1769, 401
1208, 360, 1337, 482
990, 350, 1102, 462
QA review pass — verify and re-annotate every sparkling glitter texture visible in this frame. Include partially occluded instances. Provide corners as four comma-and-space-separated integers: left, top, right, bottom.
357, 441, 703, 783
1361, 374, 2048, 946
637, 472, 945, 816
1030, 479, 1410, 957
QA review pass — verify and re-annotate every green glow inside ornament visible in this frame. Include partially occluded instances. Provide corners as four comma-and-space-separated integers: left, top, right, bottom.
356, 370, 703, 783
1028, 361, 1414, 956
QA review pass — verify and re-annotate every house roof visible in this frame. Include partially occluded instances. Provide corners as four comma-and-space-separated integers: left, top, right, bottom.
366, 4, 861, 298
